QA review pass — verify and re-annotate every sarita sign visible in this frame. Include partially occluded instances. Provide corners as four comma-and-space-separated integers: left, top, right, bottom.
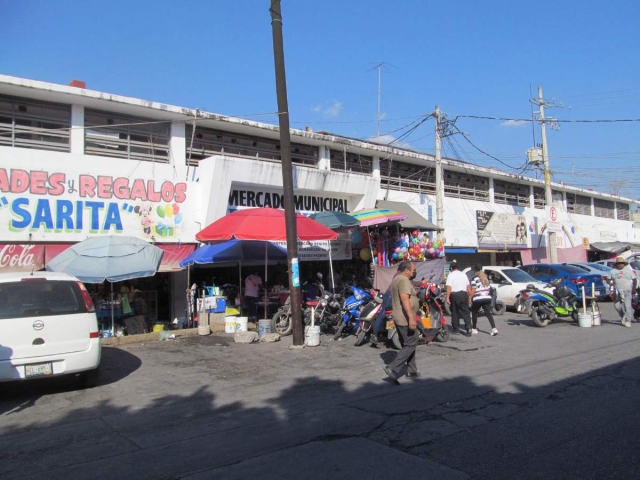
228, 189, 349, 213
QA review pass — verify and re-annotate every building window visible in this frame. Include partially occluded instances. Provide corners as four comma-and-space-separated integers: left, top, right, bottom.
329, 149, 372, 174
379, 158, 436, 194
616, 202, 630, 221
185, 125, 317, 167
494, 180, 530, 206
84, 110, 170, 162
594, 198, 615, 219
443, 170, 489, 201
0, 94, 70, 152
533, 187, 546, 209
567, 193, 592, 215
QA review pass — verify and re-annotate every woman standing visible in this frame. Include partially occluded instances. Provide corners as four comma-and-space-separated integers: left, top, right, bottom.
470, 264, 498, 336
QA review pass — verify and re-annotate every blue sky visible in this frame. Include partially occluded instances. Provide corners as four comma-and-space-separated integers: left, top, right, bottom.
3, 0, 640, 202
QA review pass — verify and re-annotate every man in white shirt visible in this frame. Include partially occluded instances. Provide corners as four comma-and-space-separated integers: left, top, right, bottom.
446, 262, 473, 336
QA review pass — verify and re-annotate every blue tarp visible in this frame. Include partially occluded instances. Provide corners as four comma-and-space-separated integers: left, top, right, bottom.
179, 240, 288, 267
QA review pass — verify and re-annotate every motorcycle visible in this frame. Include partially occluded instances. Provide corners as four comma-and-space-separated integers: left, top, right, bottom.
417, 276, 450, 343
271, 273, 326, 336
333, 284, 377, 341
522, 277, 579, 327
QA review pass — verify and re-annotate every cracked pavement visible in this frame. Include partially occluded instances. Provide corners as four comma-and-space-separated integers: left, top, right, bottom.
2, 302, 640, 479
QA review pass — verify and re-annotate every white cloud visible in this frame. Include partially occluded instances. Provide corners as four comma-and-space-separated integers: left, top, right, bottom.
368, 134, 412, 149
500, 120, 527, 127
311, 100, 343, 117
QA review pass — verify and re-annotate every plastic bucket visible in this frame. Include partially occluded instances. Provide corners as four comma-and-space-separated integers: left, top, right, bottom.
578, 313, 593, 328
198, 325, 210, 336
258, 319, 272, 336
225, 318, 237, 333
236, 317, 249, 332
305, 325, 321, 347
152, 323, 164, 333
592, 311, 601, 326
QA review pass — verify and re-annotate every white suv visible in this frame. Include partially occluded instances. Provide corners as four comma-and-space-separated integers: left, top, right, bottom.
0, 272, 101, 388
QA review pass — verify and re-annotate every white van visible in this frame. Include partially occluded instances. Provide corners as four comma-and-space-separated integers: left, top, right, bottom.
0, 272, 101, 388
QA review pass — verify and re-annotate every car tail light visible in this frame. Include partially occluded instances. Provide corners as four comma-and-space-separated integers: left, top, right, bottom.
602, 276, 609, 282
90, 332, 99, 338
570, 278, 587, 284
21, 277, 47, 282
77, 281, 96, 312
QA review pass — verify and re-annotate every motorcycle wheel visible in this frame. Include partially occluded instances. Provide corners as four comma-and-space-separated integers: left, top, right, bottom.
531, 308, 551, 327
333, 322, 346, 341
354, 326, 369, 347
389, 328, 402, 350
442, 301, 451, 316
492, 301, 506, 316
436, 328, 450, 343
271, 310, 292, 336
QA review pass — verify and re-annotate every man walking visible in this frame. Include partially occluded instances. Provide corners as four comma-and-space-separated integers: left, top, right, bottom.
610, 256, 637, 327
384, 260, 420, 384
446, 262, 472, 336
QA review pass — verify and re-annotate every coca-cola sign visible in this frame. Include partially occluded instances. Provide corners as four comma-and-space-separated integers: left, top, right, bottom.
0, 244, 45, 272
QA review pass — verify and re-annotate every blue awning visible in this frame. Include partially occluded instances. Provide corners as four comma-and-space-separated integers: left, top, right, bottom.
445, 248, 476, 254
179, 240, 288, 267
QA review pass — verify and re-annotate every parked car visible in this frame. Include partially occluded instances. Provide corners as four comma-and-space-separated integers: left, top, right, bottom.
518, 263, 608, 300
0, 272, 101, 388
594, 257, 640, 278
462, 266, 553, 311
564, 262, 613, 299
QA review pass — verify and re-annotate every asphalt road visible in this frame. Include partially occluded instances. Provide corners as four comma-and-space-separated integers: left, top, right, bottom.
1, 302, 640, 479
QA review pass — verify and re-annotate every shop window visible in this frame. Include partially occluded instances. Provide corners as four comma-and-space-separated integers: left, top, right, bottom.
533, 187, 546, 209
494, 179, 530, 206
379, 158, 436, 194
0, 94, 70, 152
85, 109, 170, 162
617, 203, 630, 221
185, 125, 317, 167
567, 193, 592, 215
329, 149, 372, 174
594, 198, 615, 219
443, 170, 489, 201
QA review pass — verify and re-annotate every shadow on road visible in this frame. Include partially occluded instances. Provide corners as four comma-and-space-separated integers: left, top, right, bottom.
1, 342, 640, 479
0, 346, 141, 416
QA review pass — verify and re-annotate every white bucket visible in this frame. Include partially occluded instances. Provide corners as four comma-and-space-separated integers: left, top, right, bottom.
236, 317, 249, 332
578, 312, 593, 328
258, 319, 272, 336
592, 311, 601, 326
198, 325, 210, 336
305, 325, 321, 347
225, 318, 237, 334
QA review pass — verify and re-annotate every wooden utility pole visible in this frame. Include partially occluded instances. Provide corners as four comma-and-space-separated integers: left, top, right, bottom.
269, 0, 303, 345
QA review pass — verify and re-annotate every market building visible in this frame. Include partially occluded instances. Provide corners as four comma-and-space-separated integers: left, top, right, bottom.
1, 74, 639, 323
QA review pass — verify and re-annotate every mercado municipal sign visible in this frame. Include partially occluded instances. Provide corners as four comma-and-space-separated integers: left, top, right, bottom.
0, 168, 192, 242
228, 188, 350, 214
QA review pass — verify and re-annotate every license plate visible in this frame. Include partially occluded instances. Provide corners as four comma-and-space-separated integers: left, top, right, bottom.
25, 362, 53, 378
386, 320, 395, 330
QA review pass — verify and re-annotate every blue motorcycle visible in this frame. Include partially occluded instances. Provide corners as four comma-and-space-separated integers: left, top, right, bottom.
333, 285, 377, 340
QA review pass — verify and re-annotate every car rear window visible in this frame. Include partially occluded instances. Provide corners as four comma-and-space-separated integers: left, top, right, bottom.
560, 265, 591, 274
0, 281, 87, 320
501, 269, 538, 283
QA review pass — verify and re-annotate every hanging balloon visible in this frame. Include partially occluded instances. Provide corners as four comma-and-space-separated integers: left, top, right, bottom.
412, 230, 420, 237
351, 230, 362, 244
428, 248, 436, 256
427, 242, 433, 249
403, 252, 410, 259
438, 243, 444, 250
359, 248, 372, 261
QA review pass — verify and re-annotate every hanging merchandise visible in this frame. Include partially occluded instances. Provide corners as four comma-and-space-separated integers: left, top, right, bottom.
388, 229, 445, 264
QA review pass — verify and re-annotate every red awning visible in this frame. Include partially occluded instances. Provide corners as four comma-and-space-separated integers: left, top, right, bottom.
155, 244, 197, 272
0, 243, 196, 273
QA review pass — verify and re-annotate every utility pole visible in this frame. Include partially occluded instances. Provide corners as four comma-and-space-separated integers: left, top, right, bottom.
270, 0, 303, 346
434, 106, 444, 242
376, 63, 382, 137
532, 86, 557, 263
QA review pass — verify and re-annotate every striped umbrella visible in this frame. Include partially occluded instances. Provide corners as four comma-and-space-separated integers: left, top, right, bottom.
348, 208, 407, 227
